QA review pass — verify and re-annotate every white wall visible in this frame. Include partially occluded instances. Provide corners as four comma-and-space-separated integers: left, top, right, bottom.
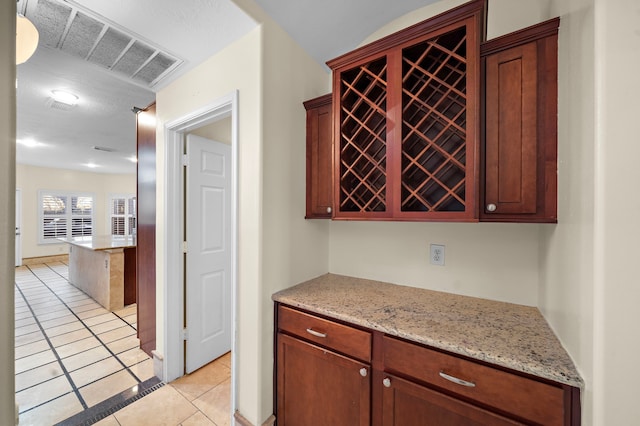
329, 0, 554, 308
0, 0, 15, 423
16, 164, 135, 258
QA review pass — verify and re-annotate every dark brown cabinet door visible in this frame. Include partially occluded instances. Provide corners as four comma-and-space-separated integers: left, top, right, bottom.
277, 333, 370, 426
304, 94, 333, 218
481, 18, 559, 222
381, 374, 522, 426
136, 103, 156, 356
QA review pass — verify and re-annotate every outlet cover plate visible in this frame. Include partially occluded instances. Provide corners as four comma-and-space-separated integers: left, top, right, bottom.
430, 244, 445, 266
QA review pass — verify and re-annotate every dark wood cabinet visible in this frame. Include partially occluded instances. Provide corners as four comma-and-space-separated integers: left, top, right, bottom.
275, 303, 580, 426
305, 3, 560, 223
480, 18, 559, 222
276, 306, 371, 425
304, 94, 333, 219
381, 373, 521, 426
136, 102, 156, 357
327, 0, 485, 221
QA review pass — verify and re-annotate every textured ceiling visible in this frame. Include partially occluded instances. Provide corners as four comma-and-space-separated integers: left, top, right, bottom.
17, 0, 440, 174
16, 0, 257, 174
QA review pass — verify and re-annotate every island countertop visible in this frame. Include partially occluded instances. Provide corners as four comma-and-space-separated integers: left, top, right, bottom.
59, 235, 136, 251
272, 273, 583, 389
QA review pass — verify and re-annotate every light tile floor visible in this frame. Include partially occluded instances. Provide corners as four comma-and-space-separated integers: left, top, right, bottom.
15, 262, 154, 426
95, 352, 232, 426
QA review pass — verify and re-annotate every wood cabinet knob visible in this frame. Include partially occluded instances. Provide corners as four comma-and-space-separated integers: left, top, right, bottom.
486, 203, 497, 212
383, 377, 391, 388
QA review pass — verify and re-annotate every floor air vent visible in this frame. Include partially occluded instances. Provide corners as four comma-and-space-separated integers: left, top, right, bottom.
19, 0, 183, 88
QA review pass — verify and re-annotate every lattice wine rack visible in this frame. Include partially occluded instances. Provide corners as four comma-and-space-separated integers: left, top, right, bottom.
330, 3, 481, 220
401, 27, 468, 213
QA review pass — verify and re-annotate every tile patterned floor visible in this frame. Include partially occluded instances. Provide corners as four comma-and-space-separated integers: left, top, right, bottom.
15, 261, 232, 426
15, 262, 154, 425
95, 353, 232, 426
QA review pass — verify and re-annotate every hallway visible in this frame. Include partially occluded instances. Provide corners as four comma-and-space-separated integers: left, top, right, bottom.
15, 261, 232, 425
15, 262, 155, 425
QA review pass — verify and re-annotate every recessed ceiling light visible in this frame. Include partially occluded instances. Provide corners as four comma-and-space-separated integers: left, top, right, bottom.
17, 138, 43, 148
85, 163, 99, 168
51, 90, 79, 105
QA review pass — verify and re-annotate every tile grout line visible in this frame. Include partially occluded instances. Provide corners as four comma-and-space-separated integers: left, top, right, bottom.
14, 277, 89, 412
40, 263, 146, 385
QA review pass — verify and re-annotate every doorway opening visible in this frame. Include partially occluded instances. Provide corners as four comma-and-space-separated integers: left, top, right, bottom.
163, 91, 239, 413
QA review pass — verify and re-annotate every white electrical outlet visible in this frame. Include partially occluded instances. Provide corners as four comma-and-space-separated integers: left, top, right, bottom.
430, 244, 445, 266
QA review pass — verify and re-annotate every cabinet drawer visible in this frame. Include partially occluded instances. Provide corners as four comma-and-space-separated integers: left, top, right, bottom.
278, 305, 371, 362
383, 336, 564, 425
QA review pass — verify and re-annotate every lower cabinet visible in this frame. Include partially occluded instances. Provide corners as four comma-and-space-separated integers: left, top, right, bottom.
381, 373, 521, 426
275, 304, 580, 426
277, 333, 370, 425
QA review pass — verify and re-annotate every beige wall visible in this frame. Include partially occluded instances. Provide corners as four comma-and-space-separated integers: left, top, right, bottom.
16, 164, 135, 259
156, 25, 265, 424
540, 0, 595, 424
189, 117, 232, 145
0, 0, 15, 423
542, 0, 640, 424
258, 3, 332, 419
594, 1, 640, 422
157, 1, 330, 422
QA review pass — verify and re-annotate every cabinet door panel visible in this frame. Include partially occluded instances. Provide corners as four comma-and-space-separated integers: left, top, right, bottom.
277, 333, 370, 426
382, 374, 522, 426
485, 42, 537, 214
305, 94, 333, 218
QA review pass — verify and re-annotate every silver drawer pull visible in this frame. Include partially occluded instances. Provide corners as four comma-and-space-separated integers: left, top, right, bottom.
306, 328, 327, 338
439, 371, 476, 388
359, 368, 367, 377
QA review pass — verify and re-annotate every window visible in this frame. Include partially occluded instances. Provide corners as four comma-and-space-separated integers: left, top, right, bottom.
109, 194, 136, 236
39, 191, 94, 243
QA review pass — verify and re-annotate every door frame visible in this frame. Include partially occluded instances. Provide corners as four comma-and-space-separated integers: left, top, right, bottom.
163, 91, 238, 404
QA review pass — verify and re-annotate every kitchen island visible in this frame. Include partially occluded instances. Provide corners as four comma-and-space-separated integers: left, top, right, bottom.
60, 235, 136, 311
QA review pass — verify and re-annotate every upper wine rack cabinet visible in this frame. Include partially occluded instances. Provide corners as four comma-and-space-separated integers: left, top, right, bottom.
328, 0, 485, 221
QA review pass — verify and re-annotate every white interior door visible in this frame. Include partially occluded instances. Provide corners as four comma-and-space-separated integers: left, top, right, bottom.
15, 189, 22, 267
185, 134, 232, 373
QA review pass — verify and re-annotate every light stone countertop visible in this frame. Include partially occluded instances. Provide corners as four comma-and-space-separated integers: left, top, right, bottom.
58, 235, 136, 251
273, 273, 583, 389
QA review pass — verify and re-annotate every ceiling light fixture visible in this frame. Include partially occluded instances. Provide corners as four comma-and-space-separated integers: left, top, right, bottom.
16, 14, 39, 64
85, 163, 99, 168
51, 90, 79, 106
128, 156, 138, 163
17, 138, 43, 148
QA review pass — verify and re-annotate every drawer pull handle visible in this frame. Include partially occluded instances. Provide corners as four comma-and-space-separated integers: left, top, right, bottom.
439, 371, 476, 388
306, 328, 327, 338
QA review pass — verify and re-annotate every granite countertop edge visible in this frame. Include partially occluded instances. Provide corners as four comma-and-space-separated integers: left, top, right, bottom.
273, 273, 583, 389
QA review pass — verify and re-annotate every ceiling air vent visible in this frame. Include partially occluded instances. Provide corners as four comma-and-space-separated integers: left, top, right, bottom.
19, 0, 183, 89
